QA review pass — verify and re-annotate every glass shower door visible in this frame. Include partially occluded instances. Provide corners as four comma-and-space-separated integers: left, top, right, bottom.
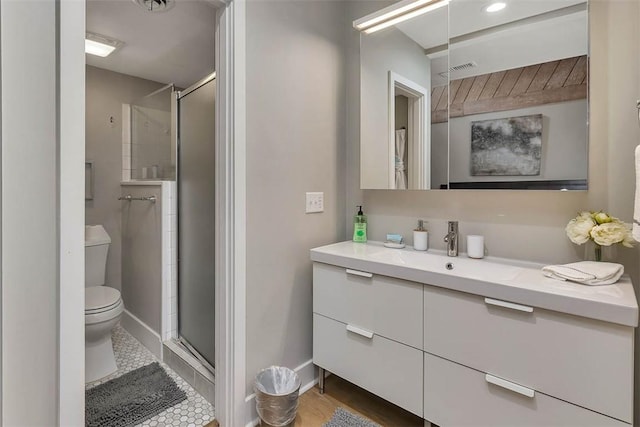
177, 74, 216, 369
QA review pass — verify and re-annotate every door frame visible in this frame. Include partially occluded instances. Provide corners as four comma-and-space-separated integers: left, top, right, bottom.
55, 0, 247, 425
388, 71, 430, 190
214, 1, 247, 426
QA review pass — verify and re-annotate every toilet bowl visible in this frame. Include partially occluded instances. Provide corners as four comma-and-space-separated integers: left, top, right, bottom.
85, 225, 124, 383
85, 286, 123, 382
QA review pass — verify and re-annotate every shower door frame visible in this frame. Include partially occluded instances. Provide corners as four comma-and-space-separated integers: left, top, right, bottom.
176, 72, 217, 375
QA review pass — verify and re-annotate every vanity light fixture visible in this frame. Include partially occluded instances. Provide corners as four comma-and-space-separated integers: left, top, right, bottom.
85, 32, 124, 57
485, 2, 507, 13
354, 0, 449, 35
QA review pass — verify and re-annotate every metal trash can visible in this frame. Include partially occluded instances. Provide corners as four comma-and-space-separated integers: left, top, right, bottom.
254, 366, 301, 426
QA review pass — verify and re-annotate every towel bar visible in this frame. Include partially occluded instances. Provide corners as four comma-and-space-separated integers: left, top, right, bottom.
118, 194, 157, 203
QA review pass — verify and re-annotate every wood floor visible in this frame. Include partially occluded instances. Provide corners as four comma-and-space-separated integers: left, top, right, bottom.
204, 374, 424, 427
293, 375, 423, 427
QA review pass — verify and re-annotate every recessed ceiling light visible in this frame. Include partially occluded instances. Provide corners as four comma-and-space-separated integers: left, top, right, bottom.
85, 32, 124, 58
485, 2, 506, 13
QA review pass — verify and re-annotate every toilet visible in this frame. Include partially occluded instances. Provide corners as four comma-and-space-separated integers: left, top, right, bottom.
85, 225, 124, 383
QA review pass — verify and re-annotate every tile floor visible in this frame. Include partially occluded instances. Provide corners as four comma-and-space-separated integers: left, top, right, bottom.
86, 326, 215, 427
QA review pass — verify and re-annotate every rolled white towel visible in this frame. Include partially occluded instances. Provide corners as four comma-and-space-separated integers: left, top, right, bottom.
542, 261, 624, 286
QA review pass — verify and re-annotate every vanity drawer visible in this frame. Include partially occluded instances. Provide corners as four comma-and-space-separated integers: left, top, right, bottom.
313, 262, 423, 349
313, 313, 423, 417
424, 352, 627, 427
424, 285, 634, 423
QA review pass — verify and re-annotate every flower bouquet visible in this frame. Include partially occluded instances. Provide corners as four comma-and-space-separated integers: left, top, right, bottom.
565, 211, 634, 261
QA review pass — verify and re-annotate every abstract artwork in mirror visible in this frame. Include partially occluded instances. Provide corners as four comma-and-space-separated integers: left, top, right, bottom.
358, 0, 589, 191
470, 114, 542, 176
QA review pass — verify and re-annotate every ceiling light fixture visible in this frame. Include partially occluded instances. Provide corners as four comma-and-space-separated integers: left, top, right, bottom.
485, 2, 507, 13
354, 0, 449, 34
132, 0, 175, 13
85, 32, 124, 57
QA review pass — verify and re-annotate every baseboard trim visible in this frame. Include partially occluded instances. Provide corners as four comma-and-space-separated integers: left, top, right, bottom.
244, 359, 318, 427
121, 309, 163, 359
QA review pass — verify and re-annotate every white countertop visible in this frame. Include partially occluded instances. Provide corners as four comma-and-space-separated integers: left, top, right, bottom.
310, 241, 638, 327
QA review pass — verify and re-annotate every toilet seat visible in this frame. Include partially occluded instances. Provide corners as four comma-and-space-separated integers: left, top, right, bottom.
85, 287, 123, 325
85, 299, 123, 325
86, 286, 121, 314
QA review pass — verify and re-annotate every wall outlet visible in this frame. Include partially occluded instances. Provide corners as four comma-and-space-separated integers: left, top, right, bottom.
305, 192, 324, 213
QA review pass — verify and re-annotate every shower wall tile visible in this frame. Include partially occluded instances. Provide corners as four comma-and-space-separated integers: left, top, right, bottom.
161, 181, 178, 341
170, 296, 177, 316
171, 266, 177, 295
121, 104, 132, 182
161, 181, 171, 340
171, 314, 178, 333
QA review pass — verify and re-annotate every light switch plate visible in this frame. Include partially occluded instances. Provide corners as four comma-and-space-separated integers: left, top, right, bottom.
306, 192, 324, 213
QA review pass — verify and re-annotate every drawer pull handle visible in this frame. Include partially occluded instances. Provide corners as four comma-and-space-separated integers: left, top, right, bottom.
484, 298, 533, 313
346, 269, 373, 278
346, 324, 374, 339
485, 374, 535, 398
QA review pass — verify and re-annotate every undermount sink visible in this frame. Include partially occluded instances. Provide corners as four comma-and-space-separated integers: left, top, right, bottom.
368, 248, 523, 282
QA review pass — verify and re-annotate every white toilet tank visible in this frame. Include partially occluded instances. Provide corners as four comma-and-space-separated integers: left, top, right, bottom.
85, 225, 111, 287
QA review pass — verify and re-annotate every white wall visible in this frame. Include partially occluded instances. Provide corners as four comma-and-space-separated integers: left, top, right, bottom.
59, 1, 87, 424
86, 66, 167, 292
1, 2, 58, 423
447, 100, 588, 183
361, 26, 431, 189
601, 1, 640, 425
121, 183, 164, 335
244, 0, 347, 396
1, 1, 85, 424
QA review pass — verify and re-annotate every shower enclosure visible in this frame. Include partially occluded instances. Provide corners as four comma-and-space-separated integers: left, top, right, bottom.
177, 73, 216, 371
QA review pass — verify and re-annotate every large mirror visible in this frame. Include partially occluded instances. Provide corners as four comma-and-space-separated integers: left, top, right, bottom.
359, 0, 589, 190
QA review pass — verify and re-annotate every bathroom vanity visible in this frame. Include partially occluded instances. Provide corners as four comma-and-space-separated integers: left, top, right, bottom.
311, 241, 638, 426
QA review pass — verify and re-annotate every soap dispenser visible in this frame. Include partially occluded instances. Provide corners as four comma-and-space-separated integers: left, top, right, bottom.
353, 205, 367, 243
414, 219, 428, 251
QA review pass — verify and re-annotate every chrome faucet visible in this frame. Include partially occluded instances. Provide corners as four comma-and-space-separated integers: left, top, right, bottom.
444, 221, 459, 257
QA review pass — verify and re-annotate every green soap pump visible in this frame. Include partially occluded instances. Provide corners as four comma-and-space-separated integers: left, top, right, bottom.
353, 205, 367, 243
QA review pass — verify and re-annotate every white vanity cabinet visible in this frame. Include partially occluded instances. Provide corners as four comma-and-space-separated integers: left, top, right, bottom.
311, 241, 638, 427
423, 285, 634, 425
312, 263, 424, 416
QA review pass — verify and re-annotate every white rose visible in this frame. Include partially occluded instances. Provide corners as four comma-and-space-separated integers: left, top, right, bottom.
566, 213, 595, 245
593, 212, 613, 224
619, 222, 635, 248
590, 222, 628, 246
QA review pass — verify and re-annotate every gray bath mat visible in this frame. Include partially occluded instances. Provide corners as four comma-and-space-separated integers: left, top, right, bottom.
322, 408, 381, 427
86, 362, 187, 427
